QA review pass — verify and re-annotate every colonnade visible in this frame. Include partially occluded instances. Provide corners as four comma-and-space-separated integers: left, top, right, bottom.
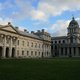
58, 47, 80, 57
0, 34, 17, 58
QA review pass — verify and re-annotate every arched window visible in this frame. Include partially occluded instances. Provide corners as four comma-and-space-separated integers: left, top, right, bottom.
55, 41, 57, 43
63, 40, 65, 43
59, 41, 61, 43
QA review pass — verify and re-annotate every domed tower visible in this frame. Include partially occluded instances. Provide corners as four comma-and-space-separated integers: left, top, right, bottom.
67, 17, 80, 43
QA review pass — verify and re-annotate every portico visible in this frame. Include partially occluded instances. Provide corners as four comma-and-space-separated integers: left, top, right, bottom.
58, 47, 80, 57
0, 34, 17, 58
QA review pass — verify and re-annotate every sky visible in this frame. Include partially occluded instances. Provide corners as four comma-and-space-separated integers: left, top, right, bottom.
0, 0, 80, 37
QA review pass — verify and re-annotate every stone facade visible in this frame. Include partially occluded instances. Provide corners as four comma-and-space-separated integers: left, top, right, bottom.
51, 17, 80, 57
0, 22, 51, 58
1, 17, 79, 58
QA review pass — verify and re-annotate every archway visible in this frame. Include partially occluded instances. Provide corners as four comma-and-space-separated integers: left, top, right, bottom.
73, 47, 76, 56
42, 52, 44, 58
61, 48, 63, 56
55, 45, 58, 56
6, 47, 9, 58
0, 47, 3, 58
69, 47, 72, 57
12, 48, 15, 58
78, 47, 80, 56
65, 48, 67, 56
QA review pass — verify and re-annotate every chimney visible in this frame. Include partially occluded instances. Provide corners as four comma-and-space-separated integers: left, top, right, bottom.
31, 31, 34, 34
8, 22, 11, 25
15, 27, 19, 30
42, 29, 45, 33
37, 30, 40, 33
24, 29, 27, 32
24, 29, 29, 33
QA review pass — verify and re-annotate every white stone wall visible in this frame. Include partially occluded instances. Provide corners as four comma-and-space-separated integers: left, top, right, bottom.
0, 28, 51, 58
16, 35, 51, 58
16, 36, 44, 58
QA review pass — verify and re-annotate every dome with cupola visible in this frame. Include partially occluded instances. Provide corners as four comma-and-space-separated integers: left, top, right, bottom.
68, 17, 79, 28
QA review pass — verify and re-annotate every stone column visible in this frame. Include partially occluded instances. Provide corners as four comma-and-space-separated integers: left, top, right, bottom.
2, 35, 6, 58
59, 48, 61, 57
49, 45, 51, 57
43, 44, 45, 57
15, 38, 17, 58
76, 47, 79, 57
66, 48, 68, 57
63, 48, 65, 57
67, 47, 69, 57
71, 47, 74, 57
9, 37, 12, 58
65, 47, 67, 57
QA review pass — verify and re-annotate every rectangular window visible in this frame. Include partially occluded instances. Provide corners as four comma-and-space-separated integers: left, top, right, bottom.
27, 42, 29, 46
27, 51, 29, 56
22, 41, 24, 46
35, 52, 37, 56
31, 43, 33, 47
35, 43, 37, 48
22, 51, 24, 55
39, 52, 40, 56
39, 44, 40, 48
31, 51, 33, 56
18, 40, 19, 45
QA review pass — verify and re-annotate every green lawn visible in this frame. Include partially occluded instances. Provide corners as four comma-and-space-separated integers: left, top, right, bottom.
0, 58, 80, 80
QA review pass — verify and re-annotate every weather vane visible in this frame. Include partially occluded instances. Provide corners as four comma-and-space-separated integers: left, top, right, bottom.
72, 14, 74, 20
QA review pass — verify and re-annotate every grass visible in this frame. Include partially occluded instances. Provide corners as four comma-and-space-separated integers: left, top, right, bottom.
0, 58, 80, 80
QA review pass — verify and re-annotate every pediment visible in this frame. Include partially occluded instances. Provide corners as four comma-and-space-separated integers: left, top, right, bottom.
68, 35, 77, 38
0, 24, 17, 33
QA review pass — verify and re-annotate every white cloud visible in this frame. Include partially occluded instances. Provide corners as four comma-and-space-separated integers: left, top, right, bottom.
0, 0, 80, 31
51, 20, 70, 36
76, 17, 80, 26
0, 0, 80, 21
10, 0, 49, 21
31, 10, 47, 21
51, 17, 80, 37
38, 2, 68, 16
5, 0, 80, 21
11, 0, 34, 20
38, 0, 80, 17
0, 18, 12, 25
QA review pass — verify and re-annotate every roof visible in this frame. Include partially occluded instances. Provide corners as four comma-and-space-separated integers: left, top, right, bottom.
52, 36, 67, 40
17, 30, 42, 40
0, 22, 51, 41
69, 17, 79, 27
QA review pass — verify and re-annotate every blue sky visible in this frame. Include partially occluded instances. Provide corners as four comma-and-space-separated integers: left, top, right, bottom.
0, 0, 80, 36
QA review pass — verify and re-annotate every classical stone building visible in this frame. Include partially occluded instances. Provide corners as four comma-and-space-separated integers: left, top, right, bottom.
0, 22, 51, 58
52, 17, 80, 57
1, 17, 80, 58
